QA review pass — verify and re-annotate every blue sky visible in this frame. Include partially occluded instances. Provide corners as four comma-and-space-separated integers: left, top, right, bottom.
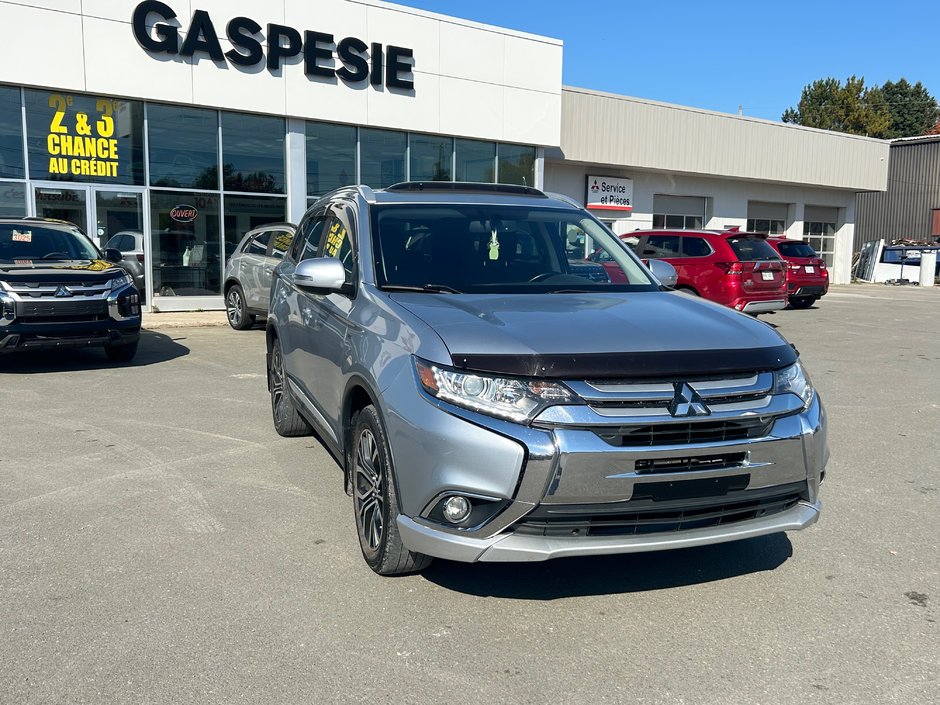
393, 0, 940, 122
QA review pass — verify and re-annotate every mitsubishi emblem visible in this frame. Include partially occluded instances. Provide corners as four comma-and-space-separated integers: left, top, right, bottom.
54, 285, 74, 298
667, 383, 711, 417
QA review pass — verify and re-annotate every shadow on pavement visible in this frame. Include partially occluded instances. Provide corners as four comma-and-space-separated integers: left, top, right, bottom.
0, 330, 190, 374
421, 533, 793, 599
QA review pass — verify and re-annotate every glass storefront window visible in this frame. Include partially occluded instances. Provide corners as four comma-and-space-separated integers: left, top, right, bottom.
150, 190, 221, 297
307, 121, 356, 196
455, 138, 495, 182
221, 112, 285, 194
497, 144, 536, 186
410, 134, 453, 181
222, 194, 287, 261
0, 87, 24, 179
148, 104, 219, 190
25, 89, 144, 185
360, 128, 405, 188
0, 181, 27, 216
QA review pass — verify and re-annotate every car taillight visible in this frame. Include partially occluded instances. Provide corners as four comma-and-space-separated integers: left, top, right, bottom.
716, 262, 744, 275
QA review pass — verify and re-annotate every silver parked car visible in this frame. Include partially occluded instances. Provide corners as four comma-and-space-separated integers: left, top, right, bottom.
104, 230, 146, 299
223, 223, 295, 330
267, 183, 827, 575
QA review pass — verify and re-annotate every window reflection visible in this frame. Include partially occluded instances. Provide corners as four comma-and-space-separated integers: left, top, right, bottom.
410, 134, 453, 181
149, 105, 219, 189
307, 121, 356, 196
360, 128, 405, 188
0, 87, 24, 179
150, 190, 220, 297
455, 138, 495, 182
497, 144, 535, 186
223, 194, 287, 261
221, 112, 285, 193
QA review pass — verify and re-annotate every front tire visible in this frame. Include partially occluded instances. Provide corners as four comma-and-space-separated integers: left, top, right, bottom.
226, 284, 255, 330
104, 340, 138, 362
269, 336, 312, 437
352, 405, 432, 576
789, 296, 816, 309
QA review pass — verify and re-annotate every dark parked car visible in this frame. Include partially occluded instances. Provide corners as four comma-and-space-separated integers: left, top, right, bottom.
766, 237, 829, 308
627, 228, 787, 314
266, 183, 826, 575
0, 218, 141, 361
222, 223, 296, 329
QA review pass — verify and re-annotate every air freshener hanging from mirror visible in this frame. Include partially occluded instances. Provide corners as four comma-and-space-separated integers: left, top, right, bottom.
488, 229, 500, 260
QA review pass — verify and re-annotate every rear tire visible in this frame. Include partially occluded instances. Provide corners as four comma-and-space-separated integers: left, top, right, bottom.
789, 296, 816, 309
352, 405, 432, 576
226, 285, 255, 330
104, 340, 138, 362
269, 336, 312, 437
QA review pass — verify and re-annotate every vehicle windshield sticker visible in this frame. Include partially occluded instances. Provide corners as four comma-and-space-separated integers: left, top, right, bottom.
11, 230, 32, 243
272, 232, 292, 254
324, 221, 346, 257
488, 229, 500, 260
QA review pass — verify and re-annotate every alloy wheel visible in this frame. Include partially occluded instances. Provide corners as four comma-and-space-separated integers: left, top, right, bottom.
354, 429, 385, 552
226, 289, 243, 327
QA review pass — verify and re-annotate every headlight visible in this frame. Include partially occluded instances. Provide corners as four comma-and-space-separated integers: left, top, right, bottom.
414, 358, 579, 422
773, 361, 815, 408
109, 273, 134, 290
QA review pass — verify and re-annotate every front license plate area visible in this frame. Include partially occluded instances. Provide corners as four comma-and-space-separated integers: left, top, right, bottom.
631, 475, 750, 501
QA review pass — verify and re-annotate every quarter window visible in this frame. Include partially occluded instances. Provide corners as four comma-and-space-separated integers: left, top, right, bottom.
682, 237, 711, 257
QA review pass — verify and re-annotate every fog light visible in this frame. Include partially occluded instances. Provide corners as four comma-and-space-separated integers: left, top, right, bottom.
442, 496, 471, 523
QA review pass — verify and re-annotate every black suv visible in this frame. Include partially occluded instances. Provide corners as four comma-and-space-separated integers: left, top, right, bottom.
0, 218, 141, 361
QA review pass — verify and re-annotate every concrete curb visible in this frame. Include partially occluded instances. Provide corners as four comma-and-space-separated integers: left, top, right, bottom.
142, 312, 229, 330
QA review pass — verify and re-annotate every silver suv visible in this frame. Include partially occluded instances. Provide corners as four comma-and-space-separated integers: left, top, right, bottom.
223, 223, 296, 330
267, 183, 827, 575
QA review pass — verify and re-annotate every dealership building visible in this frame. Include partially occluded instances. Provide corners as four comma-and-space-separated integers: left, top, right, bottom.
0, 0, 889, 310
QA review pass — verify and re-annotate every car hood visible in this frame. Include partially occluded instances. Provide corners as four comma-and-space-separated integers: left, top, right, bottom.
389, 291, 797, 378
0, 259, 127, 283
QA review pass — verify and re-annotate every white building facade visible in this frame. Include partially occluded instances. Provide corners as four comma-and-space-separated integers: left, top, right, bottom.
0, 1, 887, 309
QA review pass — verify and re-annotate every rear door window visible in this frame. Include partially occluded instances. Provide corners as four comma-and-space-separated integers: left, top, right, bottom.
641, 235, 682, 257
727, 237, 780, 261
268, 229, 294, 260
245, 231, 271, 256
681, 237, 711, 257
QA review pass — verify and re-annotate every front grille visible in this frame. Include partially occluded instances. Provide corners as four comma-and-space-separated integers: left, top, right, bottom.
15, 300, 108, 323
634, 452, 747, 474
596, 418, 773, 447
5, 281, 111, 300
514, 490, 803, 538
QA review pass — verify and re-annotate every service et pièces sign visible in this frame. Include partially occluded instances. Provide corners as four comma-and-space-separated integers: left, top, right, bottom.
586, 175, 633, 212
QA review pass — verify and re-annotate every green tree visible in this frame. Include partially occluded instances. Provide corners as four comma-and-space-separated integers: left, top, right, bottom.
880, 79, 940, 138
782, 75, 891, 137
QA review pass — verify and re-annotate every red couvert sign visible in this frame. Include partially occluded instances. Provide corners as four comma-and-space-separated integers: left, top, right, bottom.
170, 205, 198, 222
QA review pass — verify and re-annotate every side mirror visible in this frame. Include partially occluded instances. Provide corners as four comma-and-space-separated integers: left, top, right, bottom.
647, 259, 678, 288
294, 257, 347, 292
104, 248, 124, 263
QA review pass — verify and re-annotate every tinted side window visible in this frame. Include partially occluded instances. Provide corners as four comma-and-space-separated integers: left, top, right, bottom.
245, 231, 271, 256
297, 220, 327, 263
642, 235, 681, 257
682, 237, 711, 257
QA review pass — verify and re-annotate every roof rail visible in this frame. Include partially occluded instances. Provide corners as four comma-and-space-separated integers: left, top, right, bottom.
384, 181, 547, 197
545, 191, 583, 209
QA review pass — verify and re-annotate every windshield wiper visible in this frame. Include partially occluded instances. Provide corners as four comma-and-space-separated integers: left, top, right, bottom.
381, 284, 463, 294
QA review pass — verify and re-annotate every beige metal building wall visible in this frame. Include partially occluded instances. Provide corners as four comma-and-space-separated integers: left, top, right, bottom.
560, 87, 890, 192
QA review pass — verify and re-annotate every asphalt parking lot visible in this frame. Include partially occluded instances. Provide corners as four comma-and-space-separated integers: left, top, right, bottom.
1, 284, 938, 705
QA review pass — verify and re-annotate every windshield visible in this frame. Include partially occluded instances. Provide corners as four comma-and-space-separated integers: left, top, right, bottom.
727, 236, 780, 262
776, 241, 817, 258
371, 205, 657, 294
0, 223, 100, 262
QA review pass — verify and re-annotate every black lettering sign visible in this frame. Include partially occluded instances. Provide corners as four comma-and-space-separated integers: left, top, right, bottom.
130, 2, 415, 91
132, 0, 179, 54
225, 16, 263, 66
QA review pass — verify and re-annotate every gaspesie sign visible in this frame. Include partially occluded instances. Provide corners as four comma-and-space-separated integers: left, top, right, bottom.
132, 1, 416, 91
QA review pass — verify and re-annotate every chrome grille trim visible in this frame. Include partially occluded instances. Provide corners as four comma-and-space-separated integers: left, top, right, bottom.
0, 281, 111, 301
570, 372, 773, 404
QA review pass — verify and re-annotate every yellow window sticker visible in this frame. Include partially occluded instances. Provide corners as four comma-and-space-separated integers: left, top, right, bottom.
324, 220, 347, 258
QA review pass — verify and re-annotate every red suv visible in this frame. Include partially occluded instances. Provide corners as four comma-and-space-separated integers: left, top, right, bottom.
621, 229, 787, 313
766, 237, 829, 309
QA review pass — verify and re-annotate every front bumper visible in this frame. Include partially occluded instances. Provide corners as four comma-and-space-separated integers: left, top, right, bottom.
390, 387, 827, 563
0, 285, 141, 353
